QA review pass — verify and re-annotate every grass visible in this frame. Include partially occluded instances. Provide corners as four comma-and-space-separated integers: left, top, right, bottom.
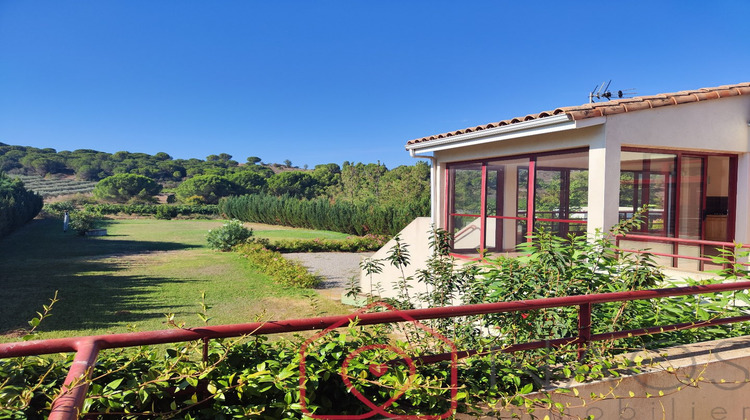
0, 218, 351, 341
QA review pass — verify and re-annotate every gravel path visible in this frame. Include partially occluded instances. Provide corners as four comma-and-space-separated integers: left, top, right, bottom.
283, 252, 373, 300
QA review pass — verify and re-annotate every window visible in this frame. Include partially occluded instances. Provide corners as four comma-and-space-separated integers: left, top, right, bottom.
446, 149, 588, 254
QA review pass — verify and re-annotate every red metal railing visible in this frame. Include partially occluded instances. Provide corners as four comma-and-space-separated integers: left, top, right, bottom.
3, 281, 750, 420
615, 234, 750, 271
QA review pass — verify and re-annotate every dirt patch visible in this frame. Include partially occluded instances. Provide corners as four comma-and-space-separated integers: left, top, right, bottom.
1, 328, 29, 339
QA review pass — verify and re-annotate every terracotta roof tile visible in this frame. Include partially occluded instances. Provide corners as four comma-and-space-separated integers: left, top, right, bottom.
407, 82, 750, 146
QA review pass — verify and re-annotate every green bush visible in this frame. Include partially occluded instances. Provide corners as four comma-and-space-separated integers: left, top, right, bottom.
235, 243, 320, 288
206, 220, 253, 251
175, 174, 241, 204
264, 234, 388, 253
82, 203, 219, 217
67, 211, 96, 236
219, 194, 428, 236
92, 173, 162, 203
0, 172, 43, 237
154, 204, 177, 220
1, 325, 547, 419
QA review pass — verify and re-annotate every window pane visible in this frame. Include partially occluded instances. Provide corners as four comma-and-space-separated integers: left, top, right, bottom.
451, 164, 482, 215
451, 215, 481, 251
535, 151, 589, 237
679, 156, 703, 240
619, 151, 676, 236
484, 158, 528, 252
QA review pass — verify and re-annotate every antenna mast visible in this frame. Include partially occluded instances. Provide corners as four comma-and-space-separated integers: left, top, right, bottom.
589, 80, 637, 103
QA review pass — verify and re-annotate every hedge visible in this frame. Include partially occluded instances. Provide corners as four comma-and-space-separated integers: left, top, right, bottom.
0, 174, 43, 237
82, 203, 219, 217
218, 194, 428, 236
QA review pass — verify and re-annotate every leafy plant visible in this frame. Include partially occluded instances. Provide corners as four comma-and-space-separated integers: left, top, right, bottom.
67, 210, 97, 236
0, 171, 44, 238
206, 219, 253, 251
234, 243, 320, 288
154, 204, 178, 220
261, 234, 388, 253
92, 173, 162, 203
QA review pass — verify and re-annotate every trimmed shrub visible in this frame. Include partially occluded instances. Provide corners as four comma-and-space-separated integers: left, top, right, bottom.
206, 220, 253, 251
264, 234, 388, 253
82, 203, 219, 217
219, 194, 428, 236
234, 243, 320, 287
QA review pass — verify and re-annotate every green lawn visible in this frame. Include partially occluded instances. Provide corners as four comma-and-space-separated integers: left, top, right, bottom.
0, 218, 349, 341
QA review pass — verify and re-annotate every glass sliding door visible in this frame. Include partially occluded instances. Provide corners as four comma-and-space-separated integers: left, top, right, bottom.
619, 149, 736, 271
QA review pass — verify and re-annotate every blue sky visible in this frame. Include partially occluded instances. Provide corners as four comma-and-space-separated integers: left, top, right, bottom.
1, 1, 748, 168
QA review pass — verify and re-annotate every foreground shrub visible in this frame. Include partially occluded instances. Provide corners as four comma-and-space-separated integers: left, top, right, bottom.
0, 324, 564, 419
206, 219, 253, 251
235, 243, 320, 288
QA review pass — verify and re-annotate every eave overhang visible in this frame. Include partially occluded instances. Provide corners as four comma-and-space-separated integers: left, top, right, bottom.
405, 115, 605, 154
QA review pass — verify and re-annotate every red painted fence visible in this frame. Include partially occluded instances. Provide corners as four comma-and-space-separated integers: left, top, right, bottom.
3, 280, 750, 419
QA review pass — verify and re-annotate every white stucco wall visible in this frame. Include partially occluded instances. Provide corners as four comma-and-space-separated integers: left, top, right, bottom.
607, 95, 750, 153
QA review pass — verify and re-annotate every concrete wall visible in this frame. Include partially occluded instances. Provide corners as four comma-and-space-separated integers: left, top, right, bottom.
607, 95, 750, 153
359, 217, 434, 303
459, 335, 750, 420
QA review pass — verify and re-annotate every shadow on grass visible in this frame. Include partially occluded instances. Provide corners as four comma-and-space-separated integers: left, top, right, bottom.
0, 218, 205, 335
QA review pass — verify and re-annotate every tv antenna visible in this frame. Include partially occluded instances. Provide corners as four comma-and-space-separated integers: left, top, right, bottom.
589, 80, 637, 103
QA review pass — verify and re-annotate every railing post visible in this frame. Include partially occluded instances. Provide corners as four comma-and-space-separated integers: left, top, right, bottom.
49, 340, 100, 420
202, 338, 210, 362
577, 303, 592, 360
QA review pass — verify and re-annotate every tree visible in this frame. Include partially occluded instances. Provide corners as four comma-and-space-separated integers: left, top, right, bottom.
283, 159, 292, 168
92, 174, 162, 203
266, 171, 317, 199
228, 171, 267, 195
246, 156, 261, 165
175, 174, 240, 204
311, 163, 341, 195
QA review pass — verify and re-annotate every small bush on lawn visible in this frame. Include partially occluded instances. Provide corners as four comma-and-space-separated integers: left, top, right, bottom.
207, 220, 253, 251
235, 243, 320, 288
68, 211, 96, 236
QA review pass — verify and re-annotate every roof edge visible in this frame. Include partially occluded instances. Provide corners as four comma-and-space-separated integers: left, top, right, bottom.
406, 82, 750, 147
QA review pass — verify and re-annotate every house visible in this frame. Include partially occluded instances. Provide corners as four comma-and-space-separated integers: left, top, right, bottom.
363, 82, 750, 300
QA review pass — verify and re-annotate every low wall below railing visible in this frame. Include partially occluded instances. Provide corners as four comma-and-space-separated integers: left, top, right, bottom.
461, 335, 750, 419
